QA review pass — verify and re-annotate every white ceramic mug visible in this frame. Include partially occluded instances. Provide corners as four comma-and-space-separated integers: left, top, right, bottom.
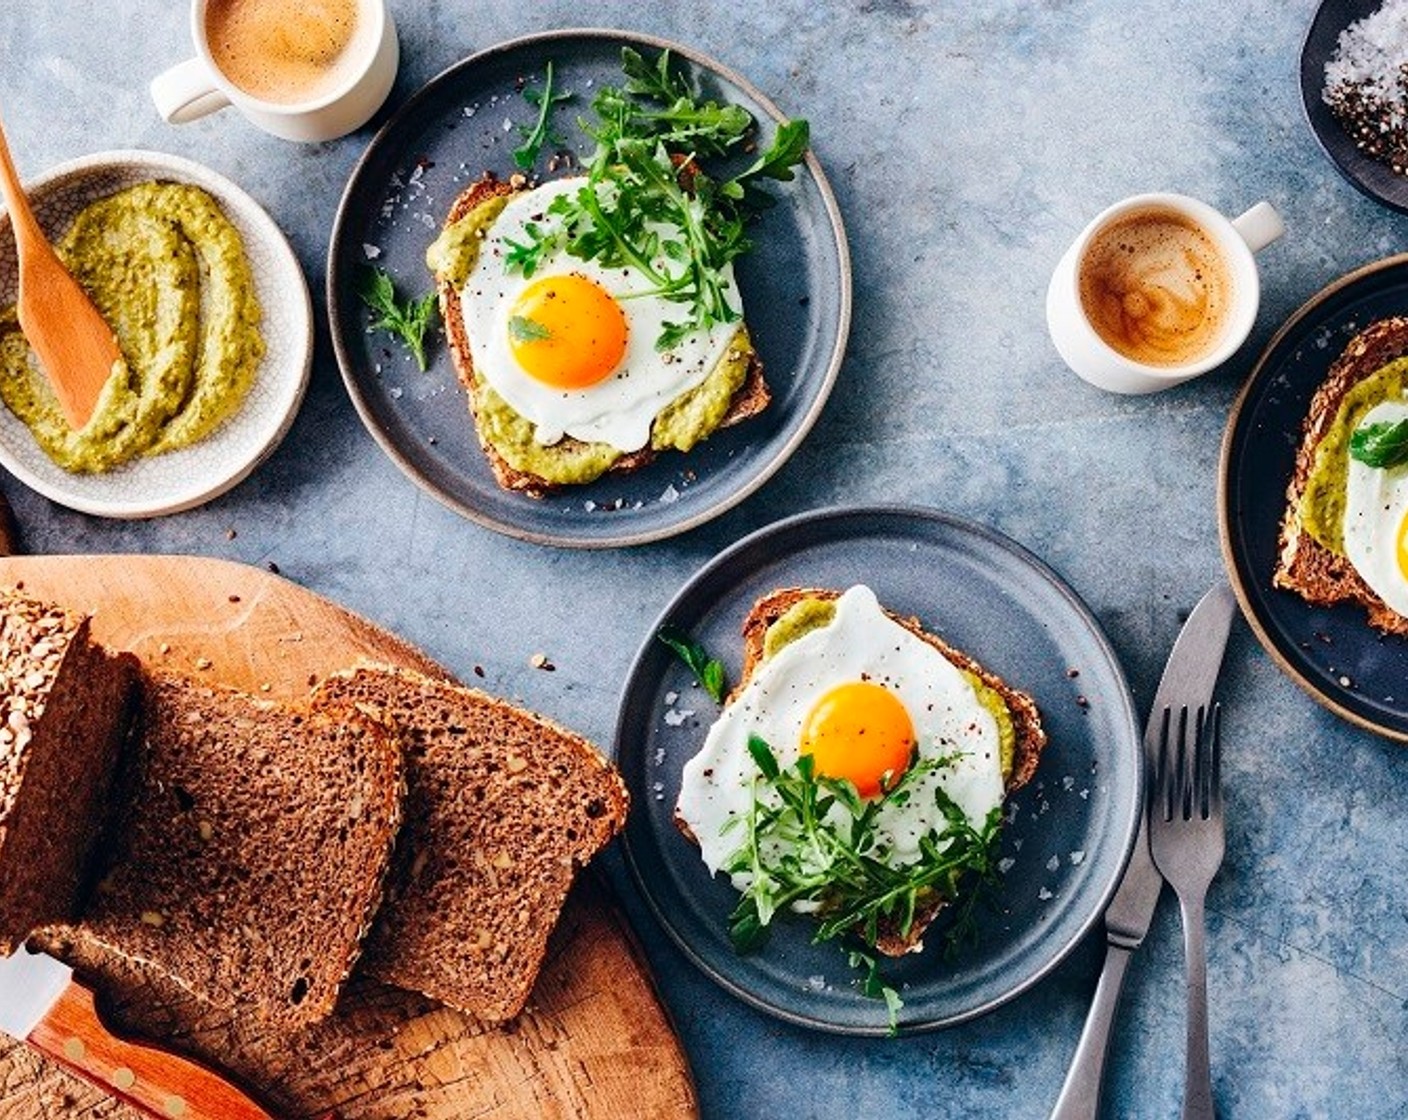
149, 0, 398, 143
1046, 193, 1285, 394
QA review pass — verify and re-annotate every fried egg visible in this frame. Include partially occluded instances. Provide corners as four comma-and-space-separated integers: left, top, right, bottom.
1344, 399, 1408, 617
675, 586, 1007, 887
459, 177, 742, 453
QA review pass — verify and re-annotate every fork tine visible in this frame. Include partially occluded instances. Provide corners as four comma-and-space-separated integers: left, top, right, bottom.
1193, 705, 1207, 819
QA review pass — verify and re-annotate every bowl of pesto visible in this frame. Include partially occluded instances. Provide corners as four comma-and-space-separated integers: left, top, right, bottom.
0, 149, 312, 517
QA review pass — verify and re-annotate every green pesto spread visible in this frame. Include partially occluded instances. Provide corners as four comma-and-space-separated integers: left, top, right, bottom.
425, 194, 510, 287
763, 596, 1017, 782
427, 191, 756, 487
1300, 356, 1408, 554
0, 182, 263, 474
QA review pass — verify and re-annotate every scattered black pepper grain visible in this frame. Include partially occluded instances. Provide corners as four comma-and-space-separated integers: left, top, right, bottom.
474, 665, 485, 678
267, 561, 281, 575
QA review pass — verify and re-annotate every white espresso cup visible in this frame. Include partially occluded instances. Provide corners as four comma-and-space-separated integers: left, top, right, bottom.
1046, 193, 1285, 394
149, 0, 398, 143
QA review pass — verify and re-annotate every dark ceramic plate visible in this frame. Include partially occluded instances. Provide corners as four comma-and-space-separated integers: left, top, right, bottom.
1302, 0, 1408, 214
328, 29, 849, 548
1220, 254, 1408, 740
615, 506, 1141, 1034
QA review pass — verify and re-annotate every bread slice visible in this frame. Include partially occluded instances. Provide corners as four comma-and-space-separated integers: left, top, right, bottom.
436, 173, 771, 497
61, 671, 403, 1030
706, 586, 1047, 957
0, 588, 135, 953
310, 665, 629, 1021
1274, 317, 1408, 634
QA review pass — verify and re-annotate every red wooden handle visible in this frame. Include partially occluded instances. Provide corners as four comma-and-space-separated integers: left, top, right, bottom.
29, 978, 278, 1120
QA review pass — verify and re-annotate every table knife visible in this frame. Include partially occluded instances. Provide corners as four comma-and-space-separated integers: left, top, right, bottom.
1049, 582, 1237, 1120
0, 945, 327, 1120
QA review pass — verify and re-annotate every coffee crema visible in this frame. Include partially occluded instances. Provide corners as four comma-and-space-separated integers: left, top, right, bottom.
1077, 207, 1233, 368
206, 0, 361, 106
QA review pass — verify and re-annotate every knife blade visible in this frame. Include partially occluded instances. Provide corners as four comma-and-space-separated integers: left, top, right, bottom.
0, 944, 287, 1120
1050, 582, 1237, 1120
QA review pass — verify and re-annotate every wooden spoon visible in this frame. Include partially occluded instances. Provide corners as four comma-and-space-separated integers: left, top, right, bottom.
0, 112, 120, 430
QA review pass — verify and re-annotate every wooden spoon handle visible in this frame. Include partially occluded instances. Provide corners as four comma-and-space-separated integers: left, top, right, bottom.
29, 978, 279, 1120
0, 113, 44, 247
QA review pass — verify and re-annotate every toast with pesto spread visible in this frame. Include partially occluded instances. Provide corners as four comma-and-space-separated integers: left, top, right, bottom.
1274, 317, 1408, 635
681, 585, 1046, 957
432, 173, 770, 498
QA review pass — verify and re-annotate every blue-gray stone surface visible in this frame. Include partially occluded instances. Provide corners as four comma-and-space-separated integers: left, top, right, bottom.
1, 1, 1405, 1116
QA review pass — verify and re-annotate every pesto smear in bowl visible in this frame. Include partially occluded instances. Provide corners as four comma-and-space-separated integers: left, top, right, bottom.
0, 181, 263, 473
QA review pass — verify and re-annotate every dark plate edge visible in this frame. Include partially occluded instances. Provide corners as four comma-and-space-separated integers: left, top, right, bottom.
613, 503, 1143, 1035
1217, 252, 1408, 743
326, 27, 852, 550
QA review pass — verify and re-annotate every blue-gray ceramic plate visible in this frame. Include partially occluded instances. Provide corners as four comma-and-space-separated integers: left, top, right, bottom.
328, 29, 849, 548
1301, 0, 1408, 214
1220, 254, 1408, 740
615, 506, 1141, 1034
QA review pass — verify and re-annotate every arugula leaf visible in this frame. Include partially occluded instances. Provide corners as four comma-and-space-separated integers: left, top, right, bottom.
513, 61, 574, 171
737, 119, 811, 185
848, 948, 904, 1035
657, 626, 727, 702
508, 315, 552, 343
501, 47, 809, 347
358, 268, 437, 371
719, 736, 1001, 1025
1350, 418, 1408, 469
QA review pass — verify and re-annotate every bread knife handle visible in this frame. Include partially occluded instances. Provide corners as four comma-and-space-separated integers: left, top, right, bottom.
27, 976, 283, 1120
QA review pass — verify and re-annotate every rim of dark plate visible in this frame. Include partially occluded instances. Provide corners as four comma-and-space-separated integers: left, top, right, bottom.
327, 27, 852, 549
1219, 252, 1408, 742
613, 503, 1142, 1034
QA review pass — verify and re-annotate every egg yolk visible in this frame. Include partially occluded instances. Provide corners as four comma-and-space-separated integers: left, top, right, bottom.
799, 681, 916, 799
1397, 509, 1408, 585
506, 274, 628, 389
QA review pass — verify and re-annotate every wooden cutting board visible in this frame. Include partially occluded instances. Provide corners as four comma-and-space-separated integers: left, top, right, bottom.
0, 555, 697, 1120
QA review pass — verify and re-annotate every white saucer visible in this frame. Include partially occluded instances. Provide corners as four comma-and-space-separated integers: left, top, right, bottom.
0, 149, 312, 518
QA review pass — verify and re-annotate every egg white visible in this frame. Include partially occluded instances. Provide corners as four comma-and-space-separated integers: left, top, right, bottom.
675, 585, 1007, 891
1344, 399, 1408, 617
459, 177, 742, 453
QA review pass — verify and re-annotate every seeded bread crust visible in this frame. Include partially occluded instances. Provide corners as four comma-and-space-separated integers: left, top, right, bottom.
438, 173, 771, 497
311, 664, 629, 1022
1274, 317, 1408, 635
696, 586, 1047, 957
0, 588, 136, 953
55, 671, 404, 1030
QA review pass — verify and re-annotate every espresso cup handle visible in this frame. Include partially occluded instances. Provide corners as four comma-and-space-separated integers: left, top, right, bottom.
1231, 201, 1285, 254
150, 58, 231, 125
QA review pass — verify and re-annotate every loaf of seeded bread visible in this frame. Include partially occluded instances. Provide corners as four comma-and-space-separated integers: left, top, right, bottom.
436, 173, 771, 497
715, 586, 1047, 957
0, 587, 135, 954
42, 671, 404, 1029
1274, 317, 1408, 634
311, 665, 629, 1021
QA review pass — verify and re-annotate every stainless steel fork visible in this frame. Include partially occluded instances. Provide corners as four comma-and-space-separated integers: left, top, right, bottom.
1147, 703, 1225, 1120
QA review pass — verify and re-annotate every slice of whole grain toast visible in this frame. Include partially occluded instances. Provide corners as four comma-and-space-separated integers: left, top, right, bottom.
1273, 316, 1408, 635
436, 173, 770, 497
691, 586, 1047, 957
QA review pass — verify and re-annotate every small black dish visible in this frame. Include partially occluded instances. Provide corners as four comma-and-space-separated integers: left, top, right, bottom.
615, 505, 1141, 1034
1302, 0, 1408, 214
1220, 253, 1408, 740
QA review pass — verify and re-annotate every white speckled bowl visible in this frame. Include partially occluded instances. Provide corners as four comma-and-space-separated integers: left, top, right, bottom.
0, 149, 312, 518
